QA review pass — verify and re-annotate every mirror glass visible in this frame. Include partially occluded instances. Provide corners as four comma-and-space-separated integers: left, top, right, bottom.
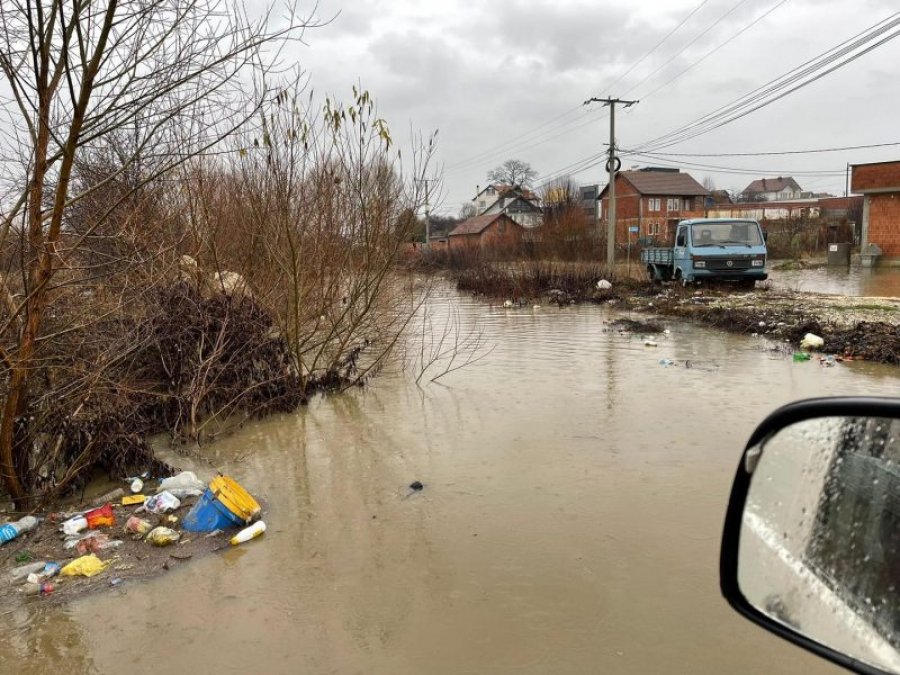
739, 415, 900, 673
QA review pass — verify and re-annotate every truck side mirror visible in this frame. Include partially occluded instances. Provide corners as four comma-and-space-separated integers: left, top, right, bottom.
721, 397, 900, 674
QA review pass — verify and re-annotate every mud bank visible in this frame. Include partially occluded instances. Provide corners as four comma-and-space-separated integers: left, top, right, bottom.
622, 286, 900, 365
453, 266, 900, 365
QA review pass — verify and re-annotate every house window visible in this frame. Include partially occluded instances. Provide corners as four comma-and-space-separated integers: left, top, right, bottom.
683, 198, 692, 211
667, 198, 679, 211
647, 222, 660, 235
648, 198, 661, 211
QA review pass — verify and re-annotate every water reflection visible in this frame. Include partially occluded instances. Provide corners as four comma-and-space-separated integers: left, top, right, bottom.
771, 266, 900, 297
1, 290, 898, 674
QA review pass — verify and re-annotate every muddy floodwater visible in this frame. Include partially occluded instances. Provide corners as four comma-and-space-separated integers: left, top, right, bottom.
3, 288, 899, 674
771, 265, 900, 297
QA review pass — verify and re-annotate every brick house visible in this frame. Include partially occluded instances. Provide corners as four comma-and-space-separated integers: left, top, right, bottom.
448, 213, 524, 251
851, 160, 900, 265
598, 168, 708, 244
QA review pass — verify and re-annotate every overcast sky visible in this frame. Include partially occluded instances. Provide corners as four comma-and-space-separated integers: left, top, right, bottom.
288, 0, 900, 215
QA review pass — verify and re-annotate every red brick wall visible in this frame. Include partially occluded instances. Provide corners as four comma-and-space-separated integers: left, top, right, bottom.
867, 193, 900, 257
448, 217, 524, 252
600, 175, 705, 244
852, 161, 900, 192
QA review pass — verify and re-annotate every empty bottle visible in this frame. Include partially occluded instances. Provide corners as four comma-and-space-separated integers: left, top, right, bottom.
9, 561, 48, 582
26, 562, 61, 584
22, 581, 54, 596
230, 520, 266, 546
61, 516, 89, 536
0, 516, 39, 546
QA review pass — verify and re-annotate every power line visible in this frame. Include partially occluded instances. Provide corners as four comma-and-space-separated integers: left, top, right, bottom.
602, 0, 714, 94
620, 0, 756, 98
444, 107, 586, 173
620, 140, 900, 157
632, 12, 900, 152
443, 0, 714, 178
634, 0, 790, 102
620, 151, 847, 176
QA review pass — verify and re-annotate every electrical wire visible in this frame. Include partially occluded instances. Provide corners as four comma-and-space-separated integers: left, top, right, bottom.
631, 12, 900, 152
620, 140, 900, 157
601, 0, 715, 95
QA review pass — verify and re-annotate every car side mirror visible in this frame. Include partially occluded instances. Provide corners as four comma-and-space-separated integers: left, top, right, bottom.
721, 397, 900, 674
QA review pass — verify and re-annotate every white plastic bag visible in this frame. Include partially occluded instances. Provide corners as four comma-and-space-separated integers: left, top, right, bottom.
143, 491, 181, 514
800, 333, 825, 350
157, 471, 205, 498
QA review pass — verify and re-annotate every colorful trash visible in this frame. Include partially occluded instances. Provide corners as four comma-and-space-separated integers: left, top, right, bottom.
182, 476, 260, 532
61, 554, 110, 578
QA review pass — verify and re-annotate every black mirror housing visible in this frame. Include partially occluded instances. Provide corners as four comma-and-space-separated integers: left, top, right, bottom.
721, 397, 900, 675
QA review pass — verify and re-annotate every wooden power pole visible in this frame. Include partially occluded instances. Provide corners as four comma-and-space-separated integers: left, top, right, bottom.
585, 97, 638, 270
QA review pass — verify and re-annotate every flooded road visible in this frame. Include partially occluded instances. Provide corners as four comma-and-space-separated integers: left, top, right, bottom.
771, 265, 900, 296
3, 289, 898, 674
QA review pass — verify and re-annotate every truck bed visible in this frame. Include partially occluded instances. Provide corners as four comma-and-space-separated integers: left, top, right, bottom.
640, 248, 674, 265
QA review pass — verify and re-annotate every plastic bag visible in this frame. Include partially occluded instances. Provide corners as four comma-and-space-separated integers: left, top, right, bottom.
125, 516, 152, 536
143, 491, 181, 514
60, 554, 110, 578
146, 527, 180, 547
158, 471, 206, 496
76, 533, 109, 555
800, 333, 824, 350
85, 504, 116, 529
61, 516, 88, 536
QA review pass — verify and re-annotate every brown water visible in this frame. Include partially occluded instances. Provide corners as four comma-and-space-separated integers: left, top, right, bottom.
4, 290, 899, 674
771, 265, 900, 297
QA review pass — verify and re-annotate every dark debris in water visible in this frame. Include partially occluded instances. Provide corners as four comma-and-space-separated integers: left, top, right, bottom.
611, 318, 665, 334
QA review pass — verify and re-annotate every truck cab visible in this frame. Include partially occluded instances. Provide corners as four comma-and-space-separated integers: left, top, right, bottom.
672, 218, 768, 285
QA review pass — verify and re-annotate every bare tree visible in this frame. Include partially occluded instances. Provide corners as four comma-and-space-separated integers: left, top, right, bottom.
702, 175, 716, 191
487, 159, 537, 188
0, 0, 320, 506
459, 202, 477, 219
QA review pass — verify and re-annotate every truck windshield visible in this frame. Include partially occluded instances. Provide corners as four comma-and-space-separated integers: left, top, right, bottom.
691, 221, 762, 247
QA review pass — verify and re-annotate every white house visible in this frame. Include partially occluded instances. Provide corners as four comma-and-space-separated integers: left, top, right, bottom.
740, 176, 803, 202
472, 184, 543, 229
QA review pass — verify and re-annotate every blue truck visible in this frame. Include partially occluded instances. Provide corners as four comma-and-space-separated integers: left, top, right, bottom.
640, 218, 768, 287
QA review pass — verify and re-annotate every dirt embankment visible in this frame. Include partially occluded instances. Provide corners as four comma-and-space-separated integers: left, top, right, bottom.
617, 286, 900, 364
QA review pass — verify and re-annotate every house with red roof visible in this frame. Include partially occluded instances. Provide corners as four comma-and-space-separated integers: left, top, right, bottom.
448, 213, 524, 251
598, 168, 709, 244
739, 176, 803, 202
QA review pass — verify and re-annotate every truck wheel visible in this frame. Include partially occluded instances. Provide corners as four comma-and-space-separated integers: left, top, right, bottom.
675, 269, 688, 287
647, 265, 659, 283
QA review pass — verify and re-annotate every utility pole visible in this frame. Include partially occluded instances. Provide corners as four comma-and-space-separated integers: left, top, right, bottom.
585, 97, 638, 270
418, 179, 433, 246
845, 163, 850, 198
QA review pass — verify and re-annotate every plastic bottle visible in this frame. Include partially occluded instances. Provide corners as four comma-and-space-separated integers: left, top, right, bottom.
9, 561, 48, 582
0, 516, 39, 545
130, 478, 143, 494
26, 562, 61, 584
22, 581, 54, 596
230, 520, 266, 546
62, 516, 89, 536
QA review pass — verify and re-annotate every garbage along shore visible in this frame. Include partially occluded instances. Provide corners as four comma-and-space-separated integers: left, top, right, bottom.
619, 286, 900, 365
0, 471, 266, 609
455, 264, 900, 366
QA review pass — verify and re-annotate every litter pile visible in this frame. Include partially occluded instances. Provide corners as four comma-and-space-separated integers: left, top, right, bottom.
1, 471, 266, 606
